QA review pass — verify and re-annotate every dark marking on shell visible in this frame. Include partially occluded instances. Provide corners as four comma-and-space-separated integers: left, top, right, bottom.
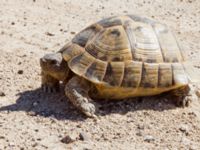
99, 55, 108, 61
164, 58, 170, 62
135, 26, 143, 32
146, 59, 157, 63
172, 58, 178, 62
110, 29, 121, 37
123, 21, 136, 61
143, 82, 154, 88
164, 57, 179, 63
72, 24, 102, 47
72, 32, 90, 47
121, 61, 142, 88
111, 57, 121, 61
172, 70, 176, 86
69, 54, 83, 70
98, 17, 122, 28
140, 64, 158, 88
85, 44, 99, 58
103, 63, 116, 86
121, 66, 136, 87
85, 63, 97, 78
84, 62, 106, 82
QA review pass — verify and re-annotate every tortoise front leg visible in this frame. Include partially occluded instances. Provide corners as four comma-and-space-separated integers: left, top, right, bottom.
171, 85, 192, 107
41, 71, 60, 93
65, 76, 97, 118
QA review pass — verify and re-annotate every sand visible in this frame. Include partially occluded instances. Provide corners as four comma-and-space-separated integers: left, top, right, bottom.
0, 0, 200, 149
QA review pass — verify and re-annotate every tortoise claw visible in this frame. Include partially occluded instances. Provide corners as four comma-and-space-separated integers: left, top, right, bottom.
176, 96, 191, 107
42, 84, 59, 93
80, 102, 97, 118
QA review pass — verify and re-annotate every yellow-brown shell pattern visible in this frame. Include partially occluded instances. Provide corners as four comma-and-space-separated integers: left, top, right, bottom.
63, 15, 188, 88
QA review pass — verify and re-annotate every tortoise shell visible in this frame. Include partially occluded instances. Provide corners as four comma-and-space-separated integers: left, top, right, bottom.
62, 15, 188, 89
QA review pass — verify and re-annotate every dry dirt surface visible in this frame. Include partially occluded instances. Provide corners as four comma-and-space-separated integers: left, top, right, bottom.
1, 0, 200, 149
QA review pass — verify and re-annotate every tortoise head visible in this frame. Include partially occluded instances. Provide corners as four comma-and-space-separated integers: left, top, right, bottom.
40, 53, 70, 81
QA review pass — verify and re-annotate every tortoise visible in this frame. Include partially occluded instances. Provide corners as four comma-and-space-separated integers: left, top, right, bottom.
40, 15, 199, 117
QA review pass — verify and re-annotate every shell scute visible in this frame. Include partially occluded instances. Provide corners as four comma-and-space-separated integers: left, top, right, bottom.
85, 25, 132, 62
72, 24, 103, 47
140, 63, 159, 88
123, 19, 163, 63
103, 62, 124, 86
153, 23, 183, 62
121, 61, 143, 87
158, 63, 173, 87
68, 52, 95, 76
84, 59, 107, 83
62, 43, 84, 61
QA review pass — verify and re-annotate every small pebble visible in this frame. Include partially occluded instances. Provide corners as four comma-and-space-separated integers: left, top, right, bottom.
188, 111, 197, 117
27, 111, 37, 116
136, 131, 142, 136
144, 135, 155, 142
0, 136, 5, 139
61, 134, 77, 144
79, 132, 90, 141
76, 124, 82, 128
0, 91, 5, 96
137, 124, 145, 130
101, 133, 109, 141
83, 148, 92, 150
179, 124, 190, 134
34, 129, 39, 132
45, 32, 55, 36
18, 70, 23, 74
70, 31, 76, 34
33, 102, 38, 107
196, 91, 200, 98
32, 143, 38, 147
11, 22, 15, 25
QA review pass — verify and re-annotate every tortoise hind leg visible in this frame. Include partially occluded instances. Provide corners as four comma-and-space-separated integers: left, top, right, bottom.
171, 85, 192, 107
65, 76, 97, 118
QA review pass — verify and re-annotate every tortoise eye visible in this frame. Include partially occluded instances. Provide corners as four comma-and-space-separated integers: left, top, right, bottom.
50, 60, 57, 65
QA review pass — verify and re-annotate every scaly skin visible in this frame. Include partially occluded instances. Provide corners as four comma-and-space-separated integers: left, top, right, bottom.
65, 76, 97, 118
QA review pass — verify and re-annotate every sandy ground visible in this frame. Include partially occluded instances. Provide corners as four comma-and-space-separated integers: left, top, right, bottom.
0, 0, 200, 149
